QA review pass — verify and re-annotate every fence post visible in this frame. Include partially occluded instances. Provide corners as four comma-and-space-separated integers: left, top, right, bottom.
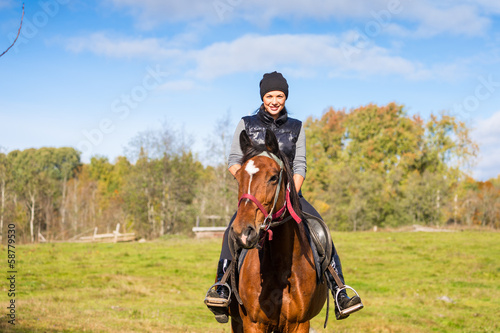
114, 223, 120, 243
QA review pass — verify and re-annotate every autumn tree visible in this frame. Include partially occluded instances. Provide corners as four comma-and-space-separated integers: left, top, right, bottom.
6, 148, 80, 242
197, 111, 237, 226
303, 103, 478, 230
123, 123, 201, 238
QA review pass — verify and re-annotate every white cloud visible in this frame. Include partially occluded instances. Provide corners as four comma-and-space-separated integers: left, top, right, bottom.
474, 0, 500, 14
0, 0, 13, 9
105, 0, 493, 37
190, 33, 434, 80
473, 112, 500, 144
106, 0, 219, 29
64, 32, 436, 81
404, 2, 490, 38
65, 32, 182, 59
472, 111, 500, 180
158, 80, 197, 92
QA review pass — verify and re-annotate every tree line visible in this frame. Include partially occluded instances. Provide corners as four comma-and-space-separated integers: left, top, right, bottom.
302, 103, 498, 230
0, 118, 237, 243
1, 103, 498, 243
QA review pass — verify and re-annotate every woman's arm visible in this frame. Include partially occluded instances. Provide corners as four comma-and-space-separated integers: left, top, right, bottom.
227, 119, 245, 177
293, 174, 304, 194
292, 124, 307, 193
229, 164, 241, 177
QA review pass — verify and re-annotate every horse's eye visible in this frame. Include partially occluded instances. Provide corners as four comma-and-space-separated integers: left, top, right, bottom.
269, 175, 278, 183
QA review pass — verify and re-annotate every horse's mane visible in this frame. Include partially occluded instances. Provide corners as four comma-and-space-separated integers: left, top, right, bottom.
241, 144, 302, 218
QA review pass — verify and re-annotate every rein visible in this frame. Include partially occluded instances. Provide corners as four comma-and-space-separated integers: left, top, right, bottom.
237, 152, 302, 240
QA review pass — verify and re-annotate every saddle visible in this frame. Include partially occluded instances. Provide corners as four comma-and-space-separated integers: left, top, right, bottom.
302, 211, 333, 282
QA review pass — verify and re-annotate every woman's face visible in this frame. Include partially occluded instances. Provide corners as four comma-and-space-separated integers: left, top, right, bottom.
263, 91, 286, 119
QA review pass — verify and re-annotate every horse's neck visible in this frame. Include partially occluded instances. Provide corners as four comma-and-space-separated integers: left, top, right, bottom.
262, 220, 305, 266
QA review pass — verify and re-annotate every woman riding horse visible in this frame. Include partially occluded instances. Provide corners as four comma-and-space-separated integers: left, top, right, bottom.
206, 71, 362, 325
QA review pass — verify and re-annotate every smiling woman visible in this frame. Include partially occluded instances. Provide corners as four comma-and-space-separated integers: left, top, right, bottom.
261, 91, 286, 118
204, 72, 363, 329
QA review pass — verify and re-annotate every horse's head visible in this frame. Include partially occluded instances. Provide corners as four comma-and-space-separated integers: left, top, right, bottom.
231, 129, 288, 249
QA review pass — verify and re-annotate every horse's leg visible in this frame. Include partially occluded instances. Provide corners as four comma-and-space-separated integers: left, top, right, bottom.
230, 318, 244, 333
237, 317, 273, 333
288, 321, 310, 333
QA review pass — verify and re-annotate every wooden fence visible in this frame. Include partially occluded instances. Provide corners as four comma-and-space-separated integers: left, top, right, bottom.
78, 223, 136, 243
192, 215, 228, 239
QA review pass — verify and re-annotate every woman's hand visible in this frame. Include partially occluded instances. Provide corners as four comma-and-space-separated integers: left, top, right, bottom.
229, 164, 241, 178
293, 174, 304, 194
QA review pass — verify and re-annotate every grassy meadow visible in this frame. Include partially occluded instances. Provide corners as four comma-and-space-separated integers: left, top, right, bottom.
0, 230, 499, 332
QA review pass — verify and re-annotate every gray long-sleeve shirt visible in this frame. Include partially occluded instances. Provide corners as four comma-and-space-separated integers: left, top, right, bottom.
228, 119, 307, 179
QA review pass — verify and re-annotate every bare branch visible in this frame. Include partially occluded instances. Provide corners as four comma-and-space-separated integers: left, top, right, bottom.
0, 3, 25, 58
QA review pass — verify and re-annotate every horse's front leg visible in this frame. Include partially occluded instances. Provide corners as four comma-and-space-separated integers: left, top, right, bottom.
258, 321, 310, 333
289, 321, 310, 333
230, 319, 244, 333
235, 316, 273, 333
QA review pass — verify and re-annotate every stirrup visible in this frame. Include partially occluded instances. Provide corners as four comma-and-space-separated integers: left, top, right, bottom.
335, 285, 364, 319
204, 282, 232, 307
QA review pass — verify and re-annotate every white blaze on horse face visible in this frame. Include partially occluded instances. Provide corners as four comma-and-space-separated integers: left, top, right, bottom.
245, 160, 260, 199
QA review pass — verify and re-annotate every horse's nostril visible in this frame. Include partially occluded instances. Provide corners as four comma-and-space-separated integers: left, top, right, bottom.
243, 226, 255, 237
240, 225, 256, 247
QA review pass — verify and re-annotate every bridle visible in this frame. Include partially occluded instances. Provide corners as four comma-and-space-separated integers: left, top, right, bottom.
237, 152, 302, 240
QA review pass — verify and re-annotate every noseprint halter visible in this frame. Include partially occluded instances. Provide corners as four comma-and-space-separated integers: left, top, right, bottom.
237, 151, 302, 240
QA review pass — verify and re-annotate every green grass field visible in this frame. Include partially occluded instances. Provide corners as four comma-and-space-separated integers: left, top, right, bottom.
1, 230, 499, 332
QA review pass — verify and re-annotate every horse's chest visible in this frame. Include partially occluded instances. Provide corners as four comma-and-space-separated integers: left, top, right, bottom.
239, 255, 315, 322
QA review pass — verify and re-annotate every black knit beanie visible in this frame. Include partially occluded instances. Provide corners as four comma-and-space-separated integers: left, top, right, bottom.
259, 71, 288, 100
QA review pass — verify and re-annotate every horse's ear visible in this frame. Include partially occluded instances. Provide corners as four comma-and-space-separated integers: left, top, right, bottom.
240, 130, 252, 154
265, 129, 280, 155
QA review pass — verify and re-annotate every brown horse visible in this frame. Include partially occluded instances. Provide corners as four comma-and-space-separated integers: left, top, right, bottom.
228, 129, 327, 333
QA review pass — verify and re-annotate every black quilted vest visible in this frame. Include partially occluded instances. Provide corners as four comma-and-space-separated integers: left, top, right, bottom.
242, 107, 302, 170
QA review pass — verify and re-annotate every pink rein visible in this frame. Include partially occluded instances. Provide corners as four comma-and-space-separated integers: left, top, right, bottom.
238, 185, 302, 240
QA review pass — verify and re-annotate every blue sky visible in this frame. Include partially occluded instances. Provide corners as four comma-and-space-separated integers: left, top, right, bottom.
1, 0, 499, 180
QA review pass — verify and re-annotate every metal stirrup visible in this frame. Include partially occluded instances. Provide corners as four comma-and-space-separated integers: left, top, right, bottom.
327, 265, 364, 315
204, 281, 231, 307
204, 265, 232, 307
334, 285, 364, 316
